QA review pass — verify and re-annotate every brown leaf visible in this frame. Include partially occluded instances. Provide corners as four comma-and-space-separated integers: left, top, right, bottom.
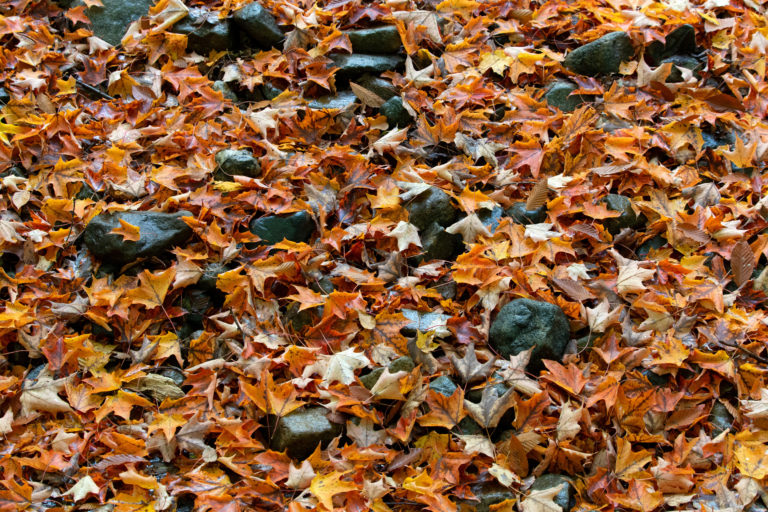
731, 239, 755, 287
450, 343, 495, 384
464, 385, 516, 429
350, 82, 386, 108
525, 178, 549, 211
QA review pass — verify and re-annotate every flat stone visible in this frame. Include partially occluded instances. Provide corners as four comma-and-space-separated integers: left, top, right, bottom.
405, 186, 458, 231
82, 0, 155, 46
563, 32, 634, 76
401, 309, 451, 338
429, 376, 458, 397
270, 407, 343, 459
249, 211, 314, 245
506, 202, 547, 225
545, 81, 589, 112
380, 96, 412, 127
215, 148, 260, 178
173, 8, 233, 54
83, 211, 193, 268
530, 474, 575, 512
232, 2, 284, 49
330, 54, 405, 81
346, 26, 402, 54
602, 194, 639, 235
306, 90, 357, 110
489, 299, 570, 371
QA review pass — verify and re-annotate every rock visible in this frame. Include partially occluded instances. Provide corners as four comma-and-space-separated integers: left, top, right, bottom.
347, 26, 402, 54
0, 87, 9, 105
261, 83, 283, 100
405, 186, 457, 231
212, 81, 239, 102
507, 202, 547, 225
380, 96, 412, 127
563, 32, 634, 76
455, 416, 483, 435
306, 90, 358, 110
530, 474, 575, 512
489, 299, 570, 370
401, 309, 451, 338
709, 401, 734, 436
83, 211, 193, 268
545, 81, 589, 112
173, 8, 233, 54
636, 234, 667, 258
198, 262, 228, 292
467, 483, 516, 512
249, 211, 314, 245
82, 0, 155, 46
662, 55, 702, 82
360, 356, 414, 389
420, 222, 464, 262
429, 375, 458, 397
270, 406, 343, 459
478, 206, 504, 232
329, 54, 405, 81
646, 24, 697, 65
232, 2, 284, 49
355, 74, 397, 100
602, 194, 639, 235
215, 148, 260, 178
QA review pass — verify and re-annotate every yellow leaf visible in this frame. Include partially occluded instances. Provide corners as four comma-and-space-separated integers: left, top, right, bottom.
109, 218, 141, 242
56, 76, 77, 96
127, 267, 176, 309
310, 471, 357, 510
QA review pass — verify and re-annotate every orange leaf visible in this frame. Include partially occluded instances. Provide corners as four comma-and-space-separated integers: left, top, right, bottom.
418, 387, 466, 429
127, 267, 176, 309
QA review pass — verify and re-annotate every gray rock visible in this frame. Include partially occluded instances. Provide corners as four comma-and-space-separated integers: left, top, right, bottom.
232, 2, 284, 49
83, 211, 193, 267
271, 406, 343, 459
346, 26, 402, 54
356, 74, 397, 100
249, 211, 314, 245
330, 54, 405, 81
563, 32, 634, 76
602, 194, 639, 235
82, 0, 155, 46
380, 96, 412, 127
173, 8, 233, 54
215, 148, 260, 178
405, 186, 457, 230
647, 24, 697, 65
468, 483, 516, 512
420, 222, 464, 262
198, 262, 228, 292
360, 356, 414, 389
507, 202, 547, 225
212, 81, 239, 102
546, 81, 589, 112
307, 90, 357, 110
530, 474, 575, 512
489, 299, 570, 370
401, 309, 451, 337
429, 375, 458, 397
701, 125, 735, 150
637, 234, 667, 259
662, 55, 702, 83
478, 206, 504, 232
709, 401, 734, 436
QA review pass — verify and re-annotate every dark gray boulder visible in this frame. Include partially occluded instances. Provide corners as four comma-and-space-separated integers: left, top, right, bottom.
198, 262, 228, 292
477, 206, 504, 232
82, 0, 155, 46
602, 194, 639, 235
563, 32, 634, 76
420, 223, 464, 262
330, 54, 405, 81
405, 186, 457, 231
271, 407, 343, 459
646, 24, 697, 65
173, 8, 233, 54
249, 211, 314, 245
507, 202, 547, 225
489, 299, 570, 370
215, 148, 260, 178
232, 2, 284, 49
381, 97, 412, 127
212, 81, 239, 102
346, 26, 402, 54
662, 55, 703, 83
360, 356, 414, 389
429, 375, 458, 397
83, 211, 193, 267
0, 87, 9, 105
530, 474, 575, 512
546, 81, 589, 112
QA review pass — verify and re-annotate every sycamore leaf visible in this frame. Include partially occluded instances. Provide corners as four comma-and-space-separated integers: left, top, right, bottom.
445, 213, 491, 244
20, 368, 73, 416
389, 221, 422, 251
742, 388, 768, 419
63, 475, 100, 502
318, 348, 370, 386
0, 409, 13, 434
585, 300, 623, 333
489, 463, 520, 487
457, 434, 495, 457
520, 484, 565, 512
286, 460, 316, 489
610, 249, 655, 295
464, 385, 515, 429
525, 223, 560, 242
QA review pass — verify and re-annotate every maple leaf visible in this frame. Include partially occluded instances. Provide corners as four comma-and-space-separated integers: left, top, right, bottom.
310, 471, 357, 510
445, 214, 491, 244
109, 218, 141, 242
286, 460, 316, 489
127, 267, 176, 309
309, 348, 370, 386
614, 436, 652, 481
419, 387, 466, 429
450, 343, 495, 384
20, 367, 73, 416
520, 484, 565, 512
610, 249, 655, 295
389, 221, 422, 251
464, 385, 516, 429
585, 300, 623, 333
63, 475, 100, 502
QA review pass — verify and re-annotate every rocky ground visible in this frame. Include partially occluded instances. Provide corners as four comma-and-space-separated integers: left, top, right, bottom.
1, 0, 768, 511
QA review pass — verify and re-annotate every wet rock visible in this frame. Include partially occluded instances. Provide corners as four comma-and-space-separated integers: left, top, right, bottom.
602, 194, 639, 235
307, 90, 358, 110
83, 211, 193, 268
82, 0, 155, 46
420, 222, 464, 262
530, 474, 575, 512
215, 148, 260, 178
430, 375, 458, 397
356, 74, 397, 100
173, 8, 233, 54
545, 81, 589, 112
662, 55, 703, 82
330, 54, 405, 81
701, 124, 735, 150
478, 206, 504, 233
405, 186, 458, 231
563, 32, 634, 76
456, 416, 483, 435
270, 406, 343, 459
249, 211, 314, 245
709, 401, 734, 436
261, 83, 283, 100
232, 2, 284, 49
507, 202, 547, 225
347, 26, 402, 54
467, 483, 516, 512
489, 299, 570, 371
401, 309, 451, 337
360, 356, 414, 389
381, 96, 412, 127
647, 24, 697, 65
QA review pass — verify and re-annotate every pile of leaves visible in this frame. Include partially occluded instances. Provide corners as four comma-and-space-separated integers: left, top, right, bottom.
2, 0, 768, 510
